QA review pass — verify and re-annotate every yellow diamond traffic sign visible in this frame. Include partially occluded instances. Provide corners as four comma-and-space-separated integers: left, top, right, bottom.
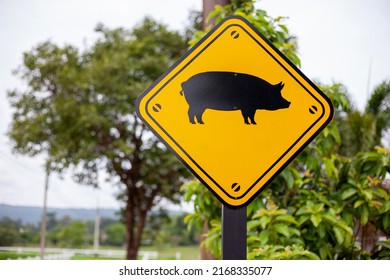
136, 16, 334, 208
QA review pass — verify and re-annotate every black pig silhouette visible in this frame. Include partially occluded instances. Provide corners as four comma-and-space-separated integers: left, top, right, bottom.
180, 71, 291, 124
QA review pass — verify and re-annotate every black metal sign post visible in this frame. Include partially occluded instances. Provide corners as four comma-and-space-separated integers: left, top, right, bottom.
222, 205, 247, 260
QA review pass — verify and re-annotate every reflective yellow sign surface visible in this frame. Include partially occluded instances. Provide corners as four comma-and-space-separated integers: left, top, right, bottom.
136, 16, 334, 207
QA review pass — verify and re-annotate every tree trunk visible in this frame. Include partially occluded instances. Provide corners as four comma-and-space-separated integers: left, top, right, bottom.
202, 0, 231, 29
361, 223, 379, 253
125, 185, 138, 259
200, 220, 217, 260
124, 181, 151, 260
125, 207, 149, 259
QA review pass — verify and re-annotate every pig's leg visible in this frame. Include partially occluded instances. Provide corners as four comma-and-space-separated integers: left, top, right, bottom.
241, 109, 257, 125
241, 113, 250, 124
195, 109, 205, 124
249, 112, 257, 125
188, 107, 205, 124
188, 107, 196, 124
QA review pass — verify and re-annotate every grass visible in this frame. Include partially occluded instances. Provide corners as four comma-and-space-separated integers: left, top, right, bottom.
71, 254, 123, 260
0, 245, 200, 260
0, 251, 40, 260
70, 245, 200, 260
141, 245, 199, 260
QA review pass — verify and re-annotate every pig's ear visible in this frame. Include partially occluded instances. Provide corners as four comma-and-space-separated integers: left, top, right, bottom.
276, 82, 285, 90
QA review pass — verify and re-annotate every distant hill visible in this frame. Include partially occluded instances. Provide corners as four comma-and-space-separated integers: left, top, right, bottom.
0, 204, 119, 224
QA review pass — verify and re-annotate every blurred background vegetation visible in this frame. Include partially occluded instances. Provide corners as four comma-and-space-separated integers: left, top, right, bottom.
0, 210, 199, 260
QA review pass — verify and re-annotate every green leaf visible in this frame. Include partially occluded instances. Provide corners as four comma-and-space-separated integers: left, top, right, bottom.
341, 211, 354, 225
375, 241, 390, 249
281, 168, 294, 189
317, 224, 326, 238
204, 194, 211, 206
323, 157, 338, 180
247, 235, 260, 242
289, 228, 301, 237
310, 214, 322, 227
234, 11, 248, 18
275, 214, 297, 225
259, 216, 271, 229
380, 201, 390, 213
297, 215, 310, 226
206, 9, 221, 21
306, 155, 319, 170
335, 222, 353, 236
247, 220, 262, 231
258, 230, 270, 246
382, 213, 390, 229
274, 223, 290, 238
279, 24, 289, 34
319, 246, 329, 260
372, 187, 389, 198
360, 204, 369, 225
333, 227, 344, 245
247, 251, 259, 260
330, 124, 342, 144
362, 189, 373, 201
341, 188, 357, 200
313, 203, 325, 213
301, 251, 320, 260
354, 200, 365, 208
296, 206, 308, 216
183, 213, 192, 224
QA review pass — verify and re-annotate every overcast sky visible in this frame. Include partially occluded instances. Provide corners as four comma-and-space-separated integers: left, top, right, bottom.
0, 0, 389, 210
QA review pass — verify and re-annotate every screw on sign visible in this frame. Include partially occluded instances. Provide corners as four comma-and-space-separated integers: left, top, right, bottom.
136, 16, 334, 259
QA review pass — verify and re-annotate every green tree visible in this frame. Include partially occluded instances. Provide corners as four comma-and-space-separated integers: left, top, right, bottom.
56, 221, 87, 248
339, 111, 376, 156
0, 218, 40, 246
339, 80, 390, 156
7, 18, 189, 259
169, 213, 199, 246
141, 211, 170, 247
365, 80, 390, 147
0, 218, 19, 246
191, 0, 299, 66
335, 80, 390, 255
104, 223, 126, 247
